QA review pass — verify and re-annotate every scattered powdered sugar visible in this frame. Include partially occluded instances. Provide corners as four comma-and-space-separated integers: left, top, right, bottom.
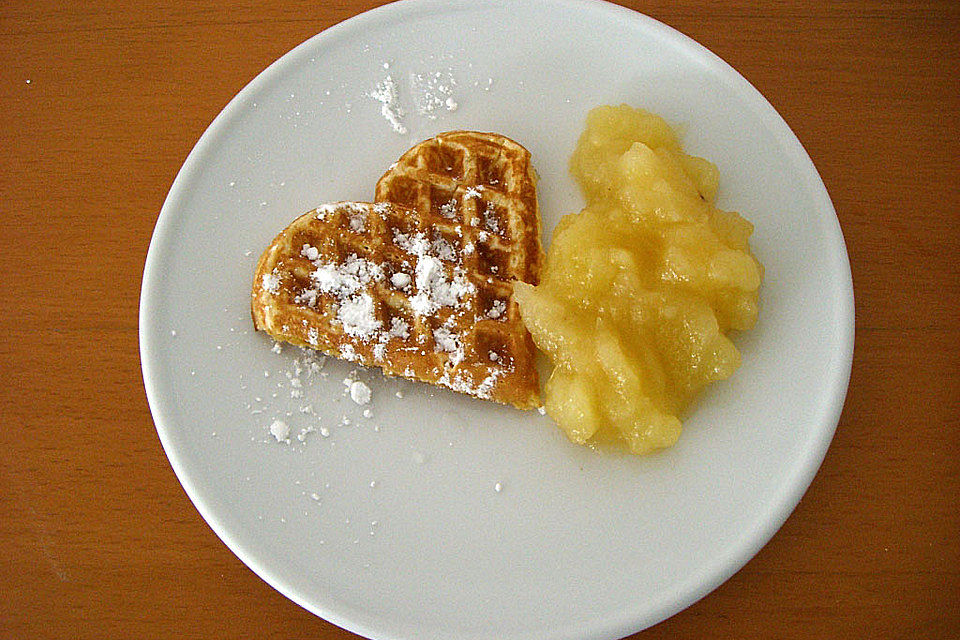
297, 426, 315, 442
348, 210, 367, 233
432, 323, 464, 367
261, 272, 281, 294
311, 252, 383, 298
366, 64, 465, 138
369, 75, 407, 134
473, 370, 504, 398
438, 198, 458, 219
430, 236, 457, 262
487, 299, 506, 319
388, 316, 411, 340
392, 229, 430, 255
340, 343, 358, 361
472, 77, 494, 91
437, 368, 504, 400
315, 203, 340, 220
483, 202, 500, 234
411, 70, 459, 118
390, 272, 411, 289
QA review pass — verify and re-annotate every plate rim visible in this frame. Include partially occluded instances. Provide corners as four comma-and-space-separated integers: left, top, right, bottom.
139, 0, 855, 638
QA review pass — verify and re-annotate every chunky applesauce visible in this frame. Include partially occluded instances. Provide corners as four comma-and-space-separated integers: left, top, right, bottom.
514, 105, 763, 454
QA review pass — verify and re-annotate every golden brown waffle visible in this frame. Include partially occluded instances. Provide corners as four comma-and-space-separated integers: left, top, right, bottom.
374, 131, 543, 285
252, 200, 541, 409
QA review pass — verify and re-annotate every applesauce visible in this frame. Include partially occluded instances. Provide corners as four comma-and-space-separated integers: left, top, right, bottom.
514, 105, 762, 454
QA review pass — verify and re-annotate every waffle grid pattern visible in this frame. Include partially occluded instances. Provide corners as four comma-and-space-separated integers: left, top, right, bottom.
252, 197, 540, 408
374, 130, 542, 285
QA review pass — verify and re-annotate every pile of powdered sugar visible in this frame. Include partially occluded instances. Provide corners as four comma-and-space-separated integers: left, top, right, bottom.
391, 229, 475, 317
368, 74, 407, 135
297, 249, 385, 340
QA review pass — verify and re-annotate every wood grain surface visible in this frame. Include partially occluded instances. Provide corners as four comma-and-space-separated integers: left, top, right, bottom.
1, 1, 957, 638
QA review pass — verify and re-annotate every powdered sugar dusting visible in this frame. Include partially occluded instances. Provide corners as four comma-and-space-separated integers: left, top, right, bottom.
487, 299, 506, 320
438, 198, 458, 219
340, 343, 359, 361
369, 75, 407, 134
437, 368, 504, 400
299, 249, 385, 340
261, 272, 281, 294
411, 69, 459, 118
315, 203, 339, 220
301, 244, 320, 261
367, 63, 464, 135
388, 317, 411, 340
432, 322, 464, 367
410, 255, 474, 317
392, 229, 475, 318
349, 210, 367, 233
431, 236, 457, 262
483, 201, 500, 234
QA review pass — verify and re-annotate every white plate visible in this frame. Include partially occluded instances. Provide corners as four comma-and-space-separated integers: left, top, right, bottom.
140, 1, 854, 638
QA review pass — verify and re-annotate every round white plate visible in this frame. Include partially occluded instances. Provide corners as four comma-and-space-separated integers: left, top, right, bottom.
140, 1, 854, 638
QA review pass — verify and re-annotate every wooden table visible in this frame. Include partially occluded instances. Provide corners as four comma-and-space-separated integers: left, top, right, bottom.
2, 1, 957, 638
